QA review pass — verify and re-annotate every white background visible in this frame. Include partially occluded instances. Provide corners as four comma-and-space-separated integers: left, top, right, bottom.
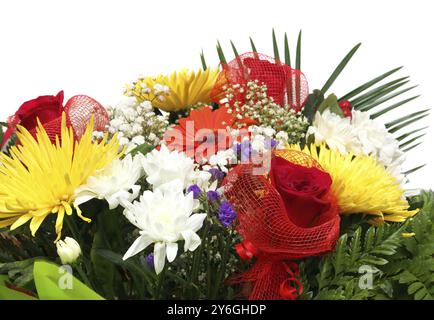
0, 0, 433, 189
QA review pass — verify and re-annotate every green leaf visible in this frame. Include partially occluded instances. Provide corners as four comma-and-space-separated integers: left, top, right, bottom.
302, 90, 325, 124
340, 66, 403, 101
402, 142, 423, 153
388, 113, 430, 134
129, 143, 155, 156
33, 260, 104, 300
296, 30, 302, 70
249, 37, 257, 53
399, 134, 426, 149
0, 275, 36, 300
349, 227, 362, 265
230, 40, 239, 58
317, 94, 344, 117
396, 126, 428, 141
370, 95, 420, 119
359, 85, 417, 112
200, 50, 207, 70
352, 78, 409, 109
386, 109, 430, 129
284, 32, 291, 67
272, 29, 280, 62
333, 234, 348, 275
321, 43, 361, 93
216, 41, 227, 64
404, 164, 426, 175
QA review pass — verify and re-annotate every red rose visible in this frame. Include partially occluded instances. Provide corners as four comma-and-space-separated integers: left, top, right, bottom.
2, 91, 64, 147
223, 150, 340, 300
2, 91, 109, 147
12, 91, 64, 131
270, 156, 335, 228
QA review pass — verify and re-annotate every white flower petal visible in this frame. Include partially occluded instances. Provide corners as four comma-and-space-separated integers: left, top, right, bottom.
181, 230, 202, 252
123, 234, 153, 260
186, 214, 207, 232
154, 242, 166, 274
73, 192, 96, 207
165, 242, 178, 263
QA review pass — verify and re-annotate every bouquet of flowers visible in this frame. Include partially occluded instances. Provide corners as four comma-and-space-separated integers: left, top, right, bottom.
0, 30, 433, 301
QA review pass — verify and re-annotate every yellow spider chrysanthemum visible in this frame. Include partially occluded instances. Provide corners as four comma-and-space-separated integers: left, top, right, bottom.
126, 68, 219, 112
0, 113, 121, 241
282, 144, 418, 223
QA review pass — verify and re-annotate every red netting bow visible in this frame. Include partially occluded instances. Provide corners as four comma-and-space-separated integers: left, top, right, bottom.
223, 150, 340, 300
211, 52, 309, 111
3, 92, 109, 146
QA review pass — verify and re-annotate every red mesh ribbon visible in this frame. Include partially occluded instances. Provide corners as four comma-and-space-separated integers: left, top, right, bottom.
223, 150, 340, 300
6, 95, 108, 145
211, 52, 309, 112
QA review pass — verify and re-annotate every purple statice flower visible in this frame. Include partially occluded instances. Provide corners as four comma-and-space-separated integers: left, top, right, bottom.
208, 168, 225, 181
206, 190, 220, 202
187, 184, 201, 199
235, 140, 252, 161
270, 139, 278, 149
146, 253, 154, 268
218, 201, 237, 227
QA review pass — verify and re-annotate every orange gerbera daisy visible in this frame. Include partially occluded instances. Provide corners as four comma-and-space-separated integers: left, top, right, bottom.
164, 106, 239, 161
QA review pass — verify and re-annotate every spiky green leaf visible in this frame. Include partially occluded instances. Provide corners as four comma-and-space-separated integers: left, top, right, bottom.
296, 30, 302, 70
284, 32, 291, 67
340, 67, 403, 101
370, 95, 420, 119
272, 29, 280, 62
321, 43, 361, 93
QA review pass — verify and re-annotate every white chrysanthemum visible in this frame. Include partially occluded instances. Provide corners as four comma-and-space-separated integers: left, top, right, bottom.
351, 110, 405, 170
308, 109, 405, 181
74, 154, 144, 209
141, 144, 197, 189
307, 110, 361, 155
122, 179, 206, 274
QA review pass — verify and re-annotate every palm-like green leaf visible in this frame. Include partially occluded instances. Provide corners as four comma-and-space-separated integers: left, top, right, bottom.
321, 43, 361, 93
339, 67, 403, 101
397, 127, 428, 142
351, 77, 409, 108
230, 40, 239, 57
216, 41, 227, 64
402, 142, 423, 153
404, 164, 426, 175
272, 29, 280, 62
203, 30, 430, 156
389, 113, 430, 134
284, 32, 291, 67
296, 30, 302, 70
358, 86, 417, 111
399, 134, 426, 149
386, 109, 430, 129
370, 95, 420, 119
200, 50, 207, 70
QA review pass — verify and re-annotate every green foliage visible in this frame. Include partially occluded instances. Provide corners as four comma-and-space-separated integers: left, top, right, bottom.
33, 260, 104, 300
304, 190, 434, 300
317, 94, 344, 117
320, 43, 361, 94
203, 30, 430, 157
385, 191, 434, 300
0, 260, 103, 300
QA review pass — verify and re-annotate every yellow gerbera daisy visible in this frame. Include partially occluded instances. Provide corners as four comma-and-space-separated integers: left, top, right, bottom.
126, 68, 219, 112
0, 113, 121, 241
281, 144, 418, 223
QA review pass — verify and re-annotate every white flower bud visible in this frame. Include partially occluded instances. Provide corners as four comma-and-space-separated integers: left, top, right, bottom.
56, 237, 81, 265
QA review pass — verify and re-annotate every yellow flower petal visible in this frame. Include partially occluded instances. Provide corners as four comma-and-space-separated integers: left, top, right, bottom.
284, 144, 418, 222
0, 112, 120, 240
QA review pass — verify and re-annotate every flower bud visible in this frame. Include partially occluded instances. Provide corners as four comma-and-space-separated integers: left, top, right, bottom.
56, 237, 81, 265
